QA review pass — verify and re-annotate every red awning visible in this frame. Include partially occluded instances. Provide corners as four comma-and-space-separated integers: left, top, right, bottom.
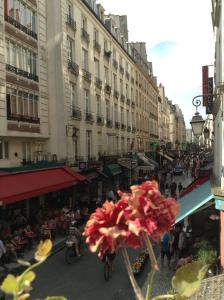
0, 166, 86, 205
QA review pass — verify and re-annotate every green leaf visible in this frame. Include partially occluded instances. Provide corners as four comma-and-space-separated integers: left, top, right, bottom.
17, 270, 36, 291
1, 274, 18, 295
172, 261, 208, 299
45, 297, 67, 300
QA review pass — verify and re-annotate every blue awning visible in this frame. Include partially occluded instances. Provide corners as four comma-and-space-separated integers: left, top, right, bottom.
175, 180, 213, 223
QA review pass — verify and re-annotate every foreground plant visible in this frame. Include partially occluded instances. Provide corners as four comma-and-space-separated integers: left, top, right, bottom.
84, 181, 208, 300
0, 239, 67, 300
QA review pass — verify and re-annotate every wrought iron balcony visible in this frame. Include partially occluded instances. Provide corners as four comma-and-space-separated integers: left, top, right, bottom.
119, 65, 124, 75
82, 69, 91, 83
72, 107, 82, 120
113, 59, 118, 69
66, 14, 76, 31
126, 72, 130, 80
105, 84, 111, 94
131, 101, 135, 108
120, 94, 125, 102
94, 40, 101, 53
7, 113, 40, 124
6, 64, 39, 82
97, 115, 104, 125
95, 77, 102, 89
106, 119, 113, 128
115, 121, 120, 129
81, 28, 90, 43
132, 126, 136, 133
85, 112, 94, 123
104, 50, 112, 59
127, 125, 131, 132
68, 60, 79, 76
5, 15, 37, 40
121, 123, 126, 130
126, 98, 131, 105
114, 90, 119, 99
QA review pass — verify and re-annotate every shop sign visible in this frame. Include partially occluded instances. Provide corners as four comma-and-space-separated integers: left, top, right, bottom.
215, 199, 224, 211
202, 65, 208, 106
79, 162, 87, 170
206, 77, 213, 114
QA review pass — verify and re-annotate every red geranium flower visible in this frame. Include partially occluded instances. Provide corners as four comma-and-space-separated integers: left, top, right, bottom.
120, 181, 180, 240
84, 200, 143, 259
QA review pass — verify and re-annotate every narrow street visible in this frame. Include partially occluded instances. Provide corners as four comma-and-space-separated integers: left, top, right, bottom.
30, 247, 149, 300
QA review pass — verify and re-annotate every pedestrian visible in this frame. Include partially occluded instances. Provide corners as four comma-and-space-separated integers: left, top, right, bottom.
107, 189, 115, 201
170, 181, 177, 197
0, 237, 8, 272
161, 232, 171, 268
178, 182, 183, 193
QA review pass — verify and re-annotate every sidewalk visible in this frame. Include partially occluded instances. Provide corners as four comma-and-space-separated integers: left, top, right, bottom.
0, 236, 66, 279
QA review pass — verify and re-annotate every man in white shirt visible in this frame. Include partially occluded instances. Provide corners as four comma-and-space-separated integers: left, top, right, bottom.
0, 239, 8, 271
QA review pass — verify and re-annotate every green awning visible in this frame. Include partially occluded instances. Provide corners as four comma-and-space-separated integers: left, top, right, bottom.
175, 180, 213, 224
103, 164, 122, 177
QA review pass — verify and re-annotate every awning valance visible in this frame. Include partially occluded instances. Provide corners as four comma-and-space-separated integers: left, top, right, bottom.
175, 180, 213, 224
137, 153, 155, 170
103, 164, 122, 177
118, 158, 138, 170
0, 166, 86, 206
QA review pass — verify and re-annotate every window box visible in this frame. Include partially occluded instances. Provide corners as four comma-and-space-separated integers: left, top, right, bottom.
105, 84, 111, 94
85, 112, 94, 123
104, 50, 112, 59
68, 60, 79, 76
106, 119, 113, 128
82, 69, 91, 83
97, 115, 104, 125
95, 77, 102, 89
72, 107, 82, 120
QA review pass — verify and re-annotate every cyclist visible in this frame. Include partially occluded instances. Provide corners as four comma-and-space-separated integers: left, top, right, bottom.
103, 249, 116, 270
67, 223, 82, 257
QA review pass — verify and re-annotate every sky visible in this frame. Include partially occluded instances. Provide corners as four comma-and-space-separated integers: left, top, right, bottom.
97, 0, 214, 128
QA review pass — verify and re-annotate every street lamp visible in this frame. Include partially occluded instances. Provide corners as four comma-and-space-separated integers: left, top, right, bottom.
190, 96, 205, 136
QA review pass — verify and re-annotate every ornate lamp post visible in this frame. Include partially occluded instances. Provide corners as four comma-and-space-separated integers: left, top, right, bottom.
190, 96, 205, 137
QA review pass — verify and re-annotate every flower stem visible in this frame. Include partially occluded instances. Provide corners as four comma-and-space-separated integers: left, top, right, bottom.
143, 232, 159, 271
151, 295, 176, 300
146, 268, 155, 300
121, 247, 145, 300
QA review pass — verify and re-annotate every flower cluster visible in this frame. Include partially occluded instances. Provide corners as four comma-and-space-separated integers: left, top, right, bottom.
132, 252, 148, 275
84, 181, 179, 258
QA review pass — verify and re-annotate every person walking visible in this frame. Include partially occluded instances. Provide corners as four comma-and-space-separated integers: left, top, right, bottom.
170, 181, 177, 197
178, 182, 183, 194
161, 232, 171, 268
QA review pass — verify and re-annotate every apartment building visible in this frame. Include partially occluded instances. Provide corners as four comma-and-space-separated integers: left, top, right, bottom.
46, 0, 158, 163
0, 0, 49, 167
158, 84, 170, 145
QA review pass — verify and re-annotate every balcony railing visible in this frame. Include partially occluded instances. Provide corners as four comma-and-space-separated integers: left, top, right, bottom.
121, 123, 126, 130
85, 112, 94, 123
66, 14, 76, 31
95, 77, 102, 89
127, 125, 131, 132
105, 84, 111, 94
7, 113, 40, 124
131, 101, 135, 108
132, 126, 136, 133
119, 65, 124, 75
114, 90, 119, 99
126, 98, 131, 105
5, 15, 37, 40
104, 50, 112, 59
6, 64, 39, 82
126, 72, 130, 80
68, 60, 79, 76
82, 69, 91, 83
120, 94, 125, 102
72, 107, 82, 120
115, 121, 120, 129
113, 59, 118, 69
106, 119, 113, 128
97, 115, 104, 125
81, 28, 90, 43
94, 40, 101, 53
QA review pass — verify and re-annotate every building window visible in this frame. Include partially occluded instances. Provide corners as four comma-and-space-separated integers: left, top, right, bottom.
6, 40, 38, 79
70, 82, 77, 107
86, 130, 92, 159
96, 95, 101, 115
94, 57, 100, 78
126, 83, 129, 98
0, 141, 9, 159
67, 36, 74, 61
94, 29, 99, 42
81, 15, 87, 30
66, 1, 73, 17
22, 141, 31, 162
7, 0, 37, 34
82, 48, 88, 70
6, 87, 39, 121
106, 101, 110, 120
104, 66, 109, 84
114, 104, 118, 122
120, 79, 123, 94
113, 73, 117, 90
84, 89, 90, 112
